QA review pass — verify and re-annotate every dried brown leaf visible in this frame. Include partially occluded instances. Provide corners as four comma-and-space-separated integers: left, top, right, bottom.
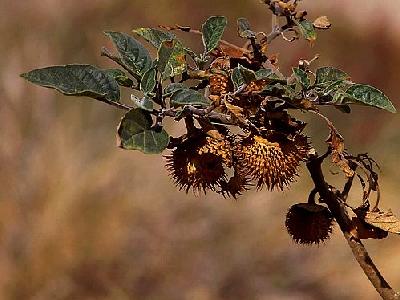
313, 16, 331, 30
225, 101, 246, 123
326, 123, 355, 177
363, 210, 400, 234
351, 216, 388, 240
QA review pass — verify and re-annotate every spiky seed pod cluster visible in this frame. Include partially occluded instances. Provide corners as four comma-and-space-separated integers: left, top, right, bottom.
165, 135, 233, 193
236, 134, 310, 190
285, 203, 335, 245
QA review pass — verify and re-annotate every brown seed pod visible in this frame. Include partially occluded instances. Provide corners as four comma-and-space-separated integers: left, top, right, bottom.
165, 135, 232, 194
209, 74, 231, 96
285, 203, 334, 245
236, 134, 310, 190
219, 169, 252, 199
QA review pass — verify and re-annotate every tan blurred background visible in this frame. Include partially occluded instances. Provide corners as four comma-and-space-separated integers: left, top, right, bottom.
1, 1, 400, 299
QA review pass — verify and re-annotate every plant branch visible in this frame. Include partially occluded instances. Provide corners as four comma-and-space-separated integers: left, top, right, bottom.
307, 153, 399, 300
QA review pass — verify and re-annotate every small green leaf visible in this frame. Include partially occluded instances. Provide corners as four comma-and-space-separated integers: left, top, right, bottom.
140, 68, 157, 95
231, 64, 256, 91
315, 67, 349, 85
157, 40, 175, 74
132, 28, 176, 48
105, 31, 152, 76
21, 64, 120, 102
292, 67, 310, 88
106, 69, 134, 88
202, 16, 228, 53
295, 19, 317, 44
231, 67, 244, 92
237, 18, 255, 39
131, 95, 154, 111
170, 88, 210, 107
157, 40, 187, 79
345, 84, 396, 113
117, 108, 169, 154
163, 83, 186, 97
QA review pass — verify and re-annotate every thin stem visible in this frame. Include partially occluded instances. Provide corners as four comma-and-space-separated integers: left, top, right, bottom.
307, 153, 399, 300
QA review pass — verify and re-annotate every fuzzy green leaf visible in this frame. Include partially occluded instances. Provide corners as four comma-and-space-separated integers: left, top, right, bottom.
231, 64, 256, 91
117, 108, 169, 154
132, 28, 176, 48
163, 83, 186, 97
131, 95, 154, 111
315, 67, 349, 85
157, 40, 187, 79
140, 68, 157, 95
170, 88, 209, 107
106, 69, 134, 88
293, 67, 310, 88
237, 18, 255, 39
105, 31, 152, 76
21, 64, 120, 102
202, 16, 228, 53
345, 84, 396, 113
296, 19, 317, 43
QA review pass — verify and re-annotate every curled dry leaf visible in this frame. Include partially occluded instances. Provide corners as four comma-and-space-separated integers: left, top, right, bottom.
363, 210, 400, 234
351, 216, 388, 240
326, 122, 355, 178
313, 16, 331, 30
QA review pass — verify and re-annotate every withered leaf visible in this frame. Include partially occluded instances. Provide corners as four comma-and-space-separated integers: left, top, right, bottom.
326, 123, 355, 177
225, 101, 246, 123
363, 210, 400, 234
351, 216, 388, 240
313, 16, 331, 30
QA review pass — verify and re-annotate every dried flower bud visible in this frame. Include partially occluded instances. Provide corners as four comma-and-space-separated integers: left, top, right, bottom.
285, 203, 334, 245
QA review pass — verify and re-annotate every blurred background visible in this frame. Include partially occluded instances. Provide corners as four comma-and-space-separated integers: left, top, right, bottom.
1, 1, 400, 299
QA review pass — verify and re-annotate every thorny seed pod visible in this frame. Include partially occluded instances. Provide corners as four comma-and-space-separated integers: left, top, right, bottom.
236, 134, 310, 190
219, 169, 252, 199
165, 135, 232, 194
285, 203, 335, 245
209, 74, 231, 96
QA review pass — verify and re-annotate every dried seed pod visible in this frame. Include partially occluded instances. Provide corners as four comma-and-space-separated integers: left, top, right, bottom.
198, 136, 233, 167
236, 134, 310, 190
209, 74, 231, 96
165, 135, 232, 194
285, 203, 334, 245
219, 169, 252, 199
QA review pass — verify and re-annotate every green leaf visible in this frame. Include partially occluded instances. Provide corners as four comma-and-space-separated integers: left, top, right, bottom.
292, 67, 310, 88
117, 108, 169, 154
140, 68, 157, 95
163, 83, 186, 97
106, 69, 134, 88
157, 40, 175, 73
315, 67, 349, 85
157, 40, 187, 79
132, 28, 175, 48
231, 64, 256, 91
170, 88, 210, 107
202, 16, 228, 53
21, 64, 120, 102
237, 18, 255, 39
295, 19, 317, 44
131, 95, 154, 111
345, 84, 396, 113
105, 31, 152, 76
